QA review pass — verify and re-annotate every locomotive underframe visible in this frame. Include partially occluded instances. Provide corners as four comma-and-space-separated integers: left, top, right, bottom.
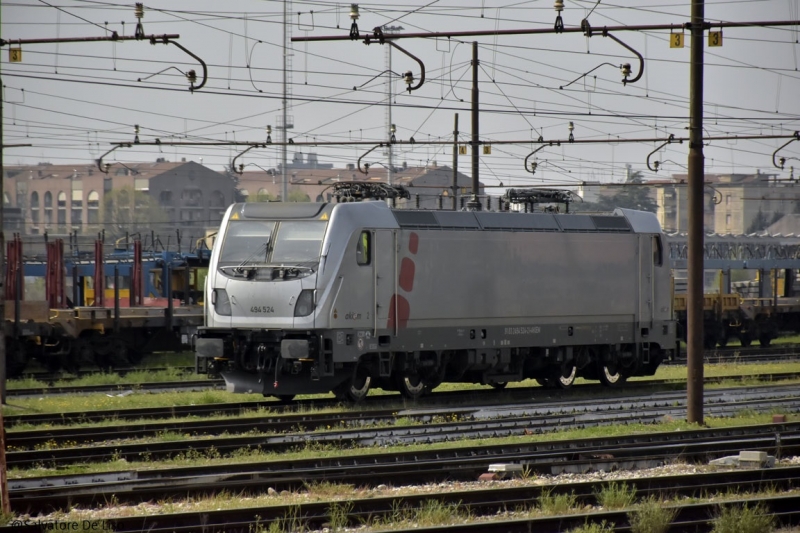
196, 317, 673, 398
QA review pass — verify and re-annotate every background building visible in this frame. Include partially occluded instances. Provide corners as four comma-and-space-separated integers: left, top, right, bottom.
3, 160, 236, 249
3, 157, 483, 251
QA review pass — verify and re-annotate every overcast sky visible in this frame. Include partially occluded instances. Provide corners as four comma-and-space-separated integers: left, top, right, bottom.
2, 0, 799, 189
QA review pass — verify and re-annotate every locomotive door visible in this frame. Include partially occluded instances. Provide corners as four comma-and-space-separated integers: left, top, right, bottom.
374, 229, 397, 334
638, 234, 654, 329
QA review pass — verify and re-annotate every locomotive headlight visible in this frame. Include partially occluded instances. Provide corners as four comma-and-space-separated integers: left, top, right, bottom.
294, 289, 315, 317
213, 289, 232, 316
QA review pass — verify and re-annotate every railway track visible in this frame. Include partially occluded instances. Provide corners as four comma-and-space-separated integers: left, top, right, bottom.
7, 378, 800, 450
6, 370, 800, 428
7, 423, 800, 525
7, 384, 800, 468
22, 494, 793, 533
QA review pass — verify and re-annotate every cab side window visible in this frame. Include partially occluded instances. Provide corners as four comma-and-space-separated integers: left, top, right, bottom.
356, 231, 371, 265
653, 235, 663, 267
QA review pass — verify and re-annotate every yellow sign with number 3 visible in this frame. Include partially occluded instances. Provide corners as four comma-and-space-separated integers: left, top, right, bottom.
670, 33, 684, 48
9, 48, 22, 62
708, 31, 722, 47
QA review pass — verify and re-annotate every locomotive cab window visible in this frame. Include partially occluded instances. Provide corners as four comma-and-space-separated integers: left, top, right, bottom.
653, 235, 663, 267
218, 219, 327, 268
356, 231, 371, 266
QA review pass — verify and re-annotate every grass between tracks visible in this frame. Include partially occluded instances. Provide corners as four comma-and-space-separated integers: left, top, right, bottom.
6, 366, 209, 391
6, 365, 800, 530
6, 353, 198, 390
7, 410, 796, 480
14, 450, 800, 532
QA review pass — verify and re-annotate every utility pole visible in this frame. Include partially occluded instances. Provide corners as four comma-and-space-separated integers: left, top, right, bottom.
687, 0, 705, 424
387, 39, 392, 185
0, 64, 11, 515
467, 42, 481, 211
0, 76, 5, 407
281, 0, 290, 202
384, 25, 404, 185
452, 113, 459, 210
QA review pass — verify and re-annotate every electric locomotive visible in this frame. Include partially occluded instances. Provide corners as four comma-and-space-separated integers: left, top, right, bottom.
195, 198, 676, 401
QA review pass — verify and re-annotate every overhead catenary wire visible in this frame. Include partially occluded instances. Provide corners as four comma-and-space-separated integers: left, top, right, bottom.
3, 1, 798, 180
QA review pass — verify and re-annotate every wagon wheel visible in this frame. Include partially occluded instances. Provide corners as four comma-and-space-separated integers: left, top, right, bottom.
109, 339, 133, 368
740, 333, 753, 347
126, 346, 145, 365
333, 364, 371, 403
489, 381, 508, 390
5, 338, 27, 378
67, 339, 95, 373
535, 377, 553, 388
77, 339, 95, 365
274, 395, 296, 403
702, 333, 718, 350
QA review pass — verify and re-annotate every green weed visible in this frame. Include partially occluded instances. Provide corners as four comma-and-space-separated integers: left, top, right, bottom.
596, 481, 637, 510
327, 500, 354, 532
628, 497, 676, 533
711, 502, 775, 533
567, 520, 615, 533
539, 487, 578, 515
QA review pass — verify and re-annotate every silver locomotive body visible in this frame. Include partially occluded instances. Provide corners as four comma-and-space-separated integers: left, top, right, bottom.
196, 201, 675, 400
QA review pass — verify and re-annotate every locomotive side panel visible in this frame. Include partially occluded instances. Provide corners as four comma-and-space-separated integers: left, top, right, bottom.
394, 230, 638, 325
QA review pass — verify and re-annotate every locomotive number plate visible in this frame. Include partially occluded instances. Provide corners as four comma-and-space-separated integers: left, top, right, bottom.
250, 306, 275, 313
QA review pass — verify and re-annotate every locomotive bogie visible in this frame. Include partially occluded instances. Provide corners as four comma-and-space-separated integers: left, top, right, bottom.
196, 202, 676, 400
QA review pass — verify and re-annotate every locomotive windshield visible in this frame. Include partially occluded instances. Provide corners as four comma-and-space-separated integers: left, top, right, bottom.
218, 219, 327, 269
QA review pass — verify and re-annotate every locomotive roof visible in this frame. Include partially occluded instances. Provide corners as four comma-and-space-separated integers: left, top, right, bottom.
226, 201, 663, 234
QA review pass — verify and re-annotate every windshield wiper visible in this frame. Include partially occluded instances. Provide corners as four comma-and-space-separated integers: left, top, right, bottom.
234, 238, 271, 273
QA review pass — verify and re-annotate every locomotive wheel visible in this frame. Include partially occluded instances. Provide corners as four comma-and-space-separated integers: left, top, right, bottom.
396, 372, 427, 400
489, 381, 508, 390
334, 367, 371, 403
549, 363, 577, 389
598, 363, 627, 387
535, 377, 552, 388
758, 335, 772, 347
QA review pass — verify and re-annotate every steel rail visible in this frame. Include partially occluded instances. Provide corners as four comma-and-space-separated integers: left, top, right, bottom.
11, 478, 800, 531
8, 425, 800, 516
7, 387, 800, 468
7, 377, 800, 448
